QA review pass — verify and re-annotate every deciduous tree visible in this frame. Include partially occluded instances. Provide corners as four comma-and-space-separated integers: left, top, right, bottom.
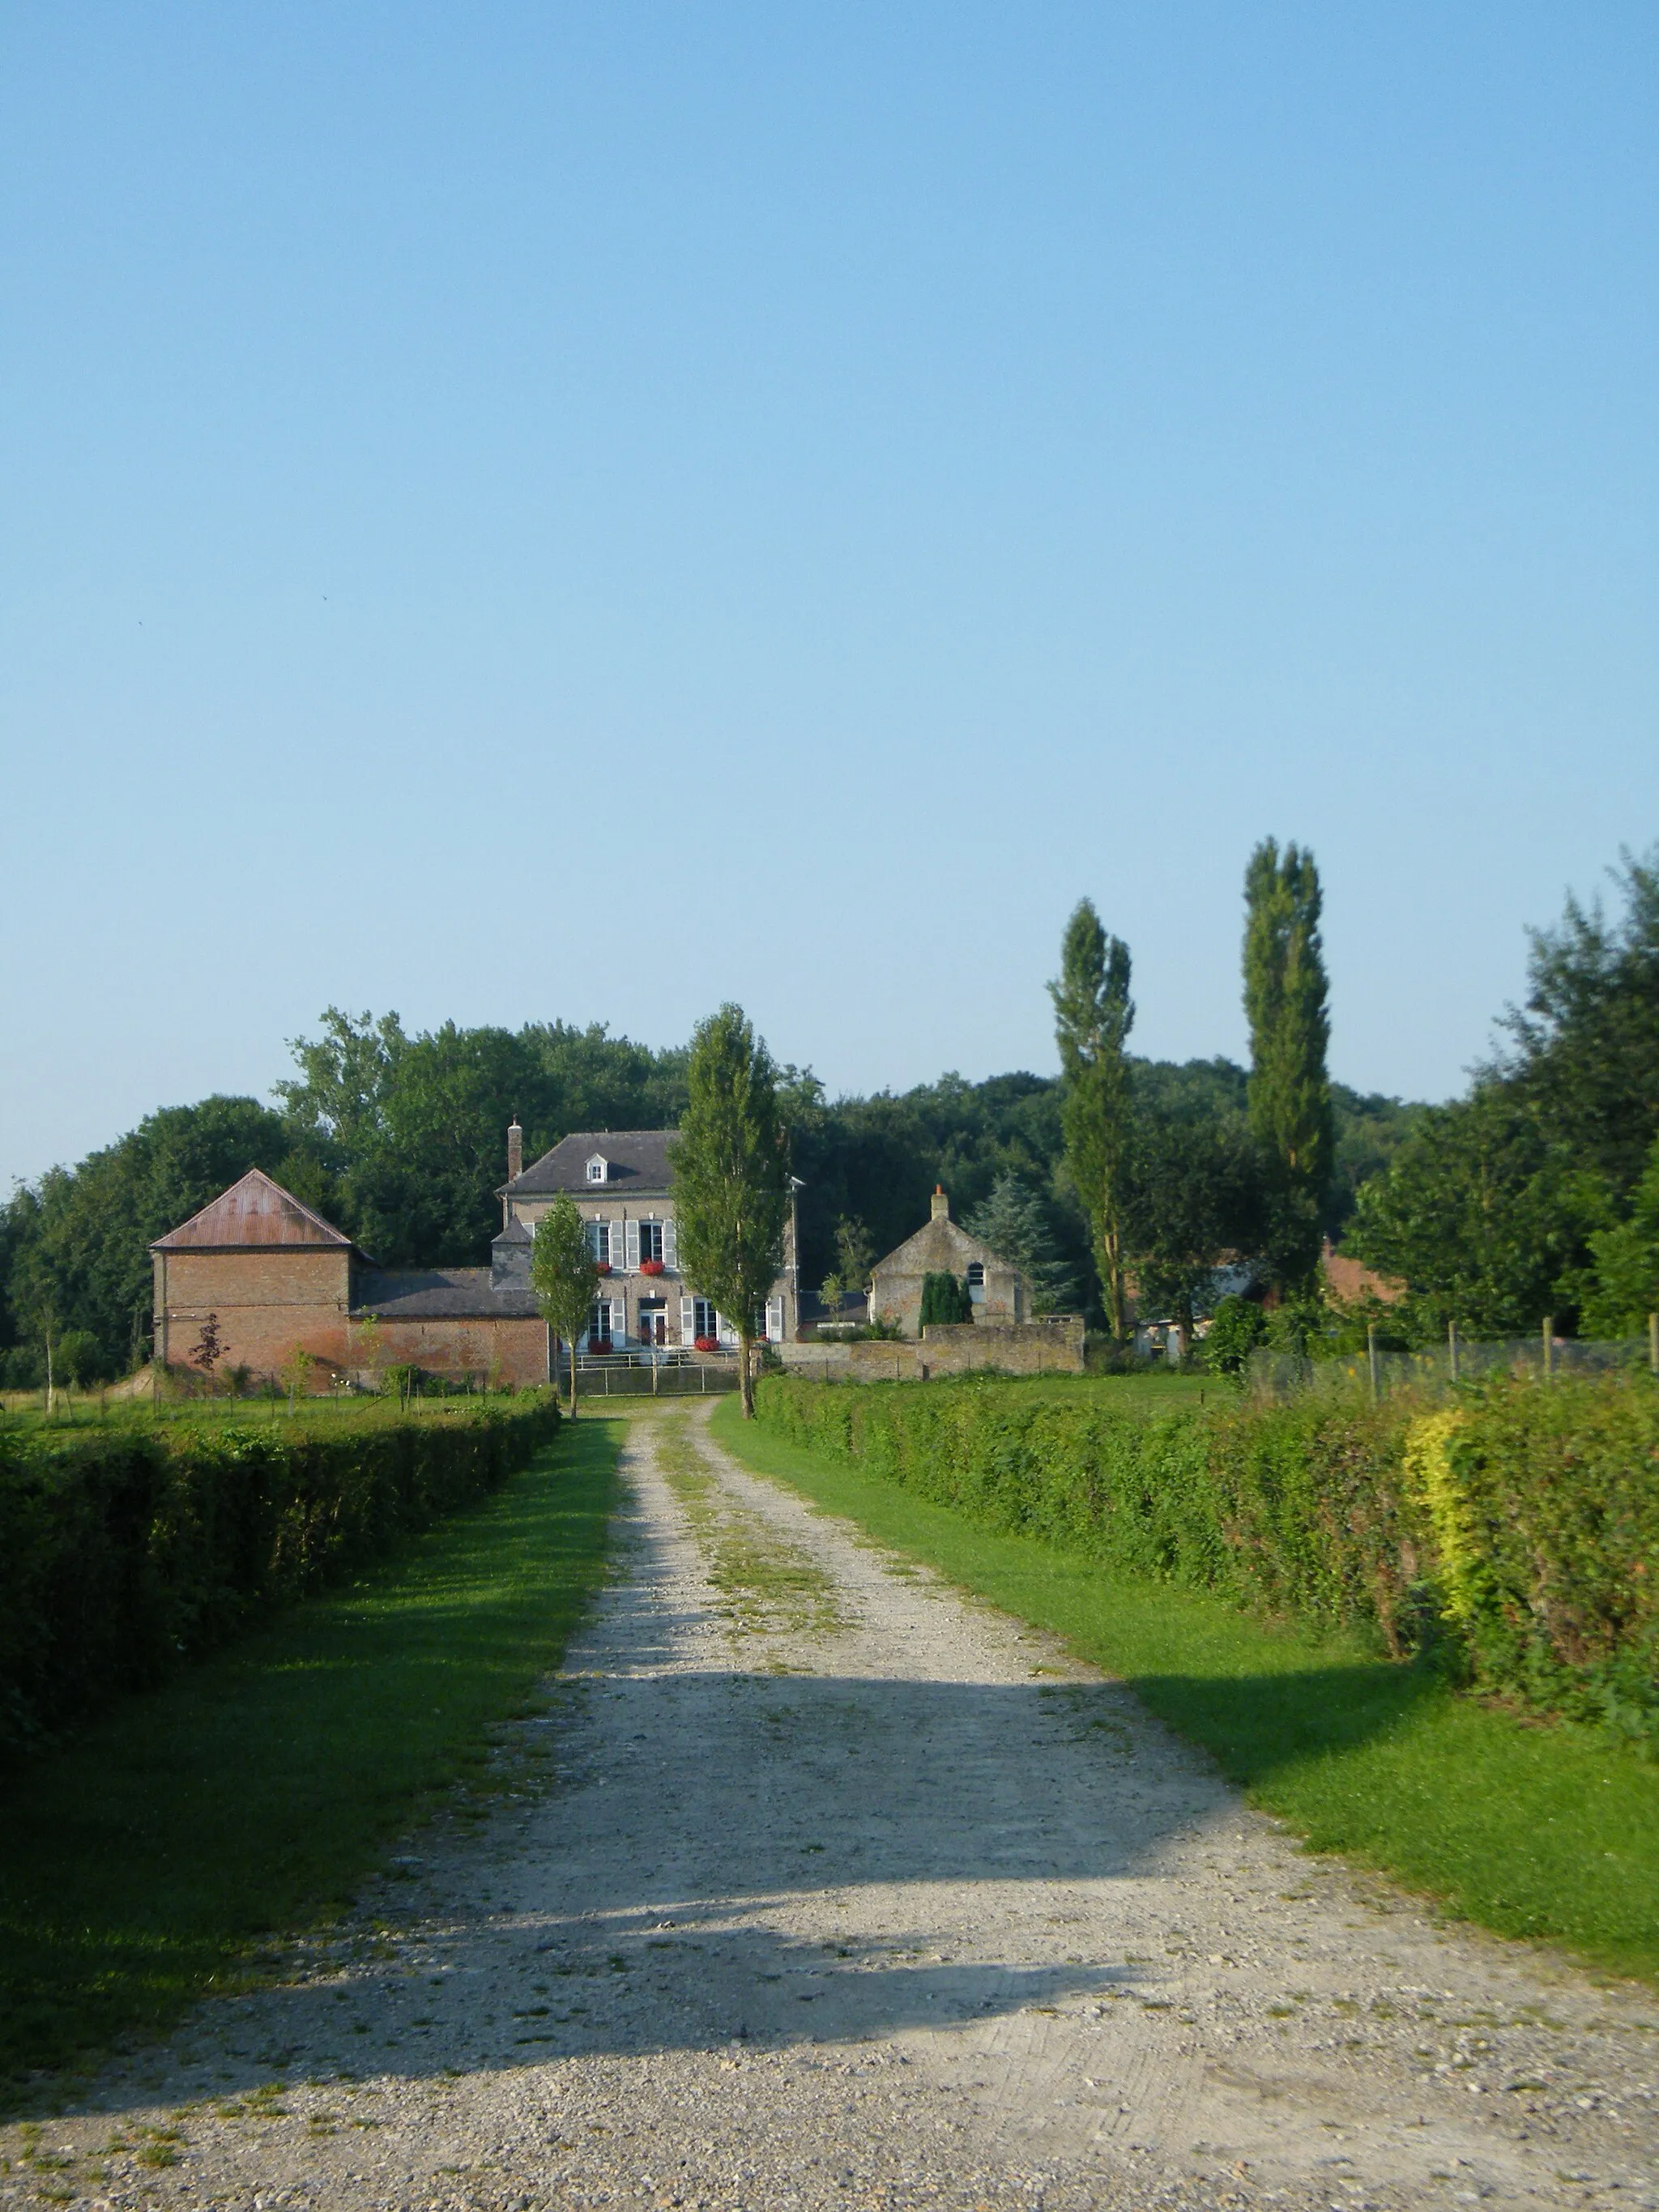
531, 1195, 600, 1418
1243, 840, 1334, 1292
1049, 900, 1136, 1338
671, 1006, 790, 1418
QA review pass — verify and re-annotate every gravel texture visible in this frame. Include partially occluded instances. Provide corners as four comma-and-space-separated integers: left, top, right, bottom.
5, 1400, 1656, 2212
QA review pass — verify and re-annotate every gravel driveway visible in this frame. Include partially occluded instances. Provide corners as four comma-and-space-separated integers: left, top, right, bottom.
6, 1401, 1655, 2212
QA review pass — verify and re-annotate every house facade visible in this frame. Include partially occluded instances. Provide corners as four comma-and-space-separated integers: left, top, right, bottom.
866, 1187, 1030, 1337
495, 1124, 803, 1352
147, 1120, 803, 1388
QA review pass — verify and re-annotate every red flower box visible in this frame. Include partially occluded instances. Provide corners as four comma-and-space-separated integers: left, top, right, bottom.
590, 1337, 614, 1355
640, 1259, 665, 1276
693, 1335, 719, 1353
595, 1262, 612, 1276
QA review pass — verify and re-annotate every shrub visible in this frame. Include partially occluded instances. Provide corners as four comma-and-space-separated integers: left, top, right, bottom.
1204, 1295, 1265, 1378
753, 1370, 1659, 1733
0, 1394, 561, 1757
919, 1272, 973, 1329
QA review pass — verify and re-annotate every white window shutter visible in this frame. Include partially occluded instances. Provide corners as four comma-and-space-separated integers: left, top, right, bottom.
680, 1297, 695, 1345
625, 1218, 640, 1272
611, 1298, 625, 1342
663, 1215, 677, 1270
766, 1297, 784, 1343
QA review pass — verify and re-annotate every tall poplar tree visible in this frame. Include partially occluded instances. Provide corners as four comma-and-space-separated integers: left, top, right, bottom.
1243, 838, 1335, 1292
531, 1194, 600, 1418
1049, 900, 1135, 1338
671, 1004, 791, 1417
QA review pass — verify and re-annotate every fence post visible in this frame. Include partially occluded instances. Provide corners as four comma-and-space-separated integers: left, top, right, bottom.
1542, 1315, 1555, 1380
1448, 1318, 1460, 1384
1367, 1323, 1380, 1403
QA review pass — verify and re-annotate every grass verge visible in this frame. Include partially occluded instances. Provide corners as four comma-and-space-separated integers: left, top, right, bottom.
0, 1419, 621, 2108
712, 1397, 1659, 1984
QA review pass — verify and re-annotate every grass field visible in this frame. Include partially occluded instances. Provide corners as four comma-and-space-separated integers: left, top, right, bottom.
0, 1418, 621, 2108
713, 1397, 1659, 1986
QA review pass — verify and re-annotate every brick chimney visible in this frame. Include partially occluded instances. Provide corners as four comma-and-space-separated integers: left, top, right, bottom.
931, 1184, 950, 1222
507, 1116, 523, 1183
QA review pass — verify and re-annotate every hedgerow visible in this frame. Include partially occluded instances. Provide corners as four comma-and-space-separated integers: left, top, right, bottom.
754, 1371, 1659, 1736
0, 1396, 561, 1756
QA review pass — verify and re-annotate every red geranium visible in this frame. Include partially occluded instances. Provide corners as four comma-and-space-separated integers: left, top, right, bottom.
693, 1335, 719, 1353
640, 1259, 665, 1276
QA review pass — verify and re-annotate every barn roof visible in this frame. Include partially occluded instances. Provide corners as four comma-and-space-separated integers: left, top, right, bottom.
151, 1169, 356, 1252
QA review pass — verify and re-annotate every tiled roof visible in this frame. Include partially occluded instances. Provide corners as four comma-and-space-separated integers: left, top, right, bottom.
151, 1169, 355, 1251
352, 1268, 544, 1320
506, 1129, 677, 1198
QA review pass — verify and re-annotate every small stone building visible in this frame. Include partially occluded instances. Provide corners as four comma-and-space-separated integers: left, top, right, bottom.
867, 1187, 1030, 1337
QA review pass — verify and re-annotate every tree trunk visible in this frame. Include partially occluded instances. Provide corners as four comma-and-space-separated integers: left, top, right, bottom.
565, 1334, 579, 1421
44, 1328, 55, 1418
738, 1330, 755, 1418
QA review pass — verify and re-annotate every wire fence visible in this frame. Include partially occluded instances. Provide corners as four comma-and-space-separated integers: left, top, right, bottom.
1247, 1323, 1659, 1402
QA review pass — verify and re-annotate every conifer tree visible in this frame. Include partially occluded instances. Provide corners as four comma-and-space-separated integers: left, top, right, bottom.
1049, 900, 1135, 1338
671, 1005, 790, 1417
1243, 838, 1335, 1292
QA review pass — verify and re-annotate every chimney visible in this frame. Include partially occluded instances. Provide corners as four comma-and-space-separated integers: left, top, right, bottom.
931, 1184, 950, 1222
507, 1116, 523, 1183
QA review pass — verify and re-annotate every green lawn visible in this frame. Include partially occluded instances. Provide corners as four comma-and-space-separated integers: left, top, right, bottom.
0, 1418, 621, 2108
714, 1398, 1659, 1985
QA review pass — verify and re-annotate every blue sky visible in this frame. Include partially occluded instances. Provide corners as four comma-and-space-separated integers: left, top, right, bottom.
2, 3, 1655, 1183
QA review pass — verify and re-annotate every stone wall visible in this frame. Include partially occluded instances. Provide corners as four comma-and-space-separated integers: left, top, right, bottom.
776, 1317, 1085, 1384
917, 1317, 1085, 1377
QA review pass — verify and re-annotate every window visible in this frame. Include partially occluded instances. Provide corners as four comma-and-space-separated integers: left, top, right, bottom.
638, 1220, 663, 1266
586, 1155, 608, 1185
588, 1301, 613, 1347
966, 1261, 986, 1304
588, 1220, 611, 1265
693, 1298, 719, 1341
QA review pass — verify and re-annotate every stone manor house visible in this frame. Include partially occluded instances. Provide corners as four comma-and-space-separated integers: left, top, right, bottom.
151, 1122, 802, 1390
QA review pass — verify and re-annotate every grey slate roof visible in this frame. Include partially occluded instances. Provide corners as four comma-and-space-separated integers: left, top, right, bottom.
352, 1268, 543, 1320
505, 1128, 677, 1199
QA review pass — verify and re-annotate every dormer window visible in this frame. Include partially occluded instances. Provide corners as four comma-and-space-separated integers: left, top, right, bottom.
586, 1154, 608, 1185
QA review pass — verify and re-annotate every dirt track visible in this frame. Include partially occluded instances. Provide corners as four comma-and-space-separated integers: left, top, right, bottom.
6, 1402, 1656, 2212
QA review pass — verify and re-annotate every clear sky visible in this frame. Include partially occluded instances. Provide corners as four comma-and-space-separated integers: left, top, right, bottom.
2, 3, 1655, 1185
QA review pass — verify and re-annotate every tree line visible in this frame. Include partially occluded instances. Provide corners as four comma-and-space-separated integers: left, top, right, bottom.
1, 857, 1433, 1387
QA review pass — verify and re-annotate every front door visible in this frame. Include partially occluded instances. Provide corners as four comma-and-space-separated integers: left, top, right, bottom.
638, 1299, 667, 1347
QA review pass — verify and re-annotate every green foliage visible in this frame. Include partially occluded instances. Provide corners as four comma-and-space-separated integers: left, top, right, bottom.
0, 1396, 560, 1757
0, 1095, 300, 1382
1124, 1097, 1260, 1328
1049, 900, 1136, 1336
918, 1272, 974, 1328
531, 1194, 601, 1416
1347, 1085, 1604, 1337
1204, 1294, 1266, 1378
1575, 1132, 1659, 1337
671, 1004, 791, 1415
0, 1417, 616, 2100
753, 1370, 1659, 1734
1347, 850, 1659, 1339
963, 1172, 1076, 1312
1243, 839, 1335, 1291
1407, 1378, 1659, 1745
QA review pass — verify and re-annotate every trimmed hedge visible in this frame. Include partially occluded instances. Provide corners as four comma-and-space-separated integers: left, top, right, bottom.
753, 1372, 1659, 1736
0, 1396, 561, 1756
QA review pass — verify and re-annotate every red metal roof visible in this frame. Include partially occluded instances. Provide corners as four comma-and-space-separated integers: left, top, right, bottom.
150, 1169, 354, 1251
